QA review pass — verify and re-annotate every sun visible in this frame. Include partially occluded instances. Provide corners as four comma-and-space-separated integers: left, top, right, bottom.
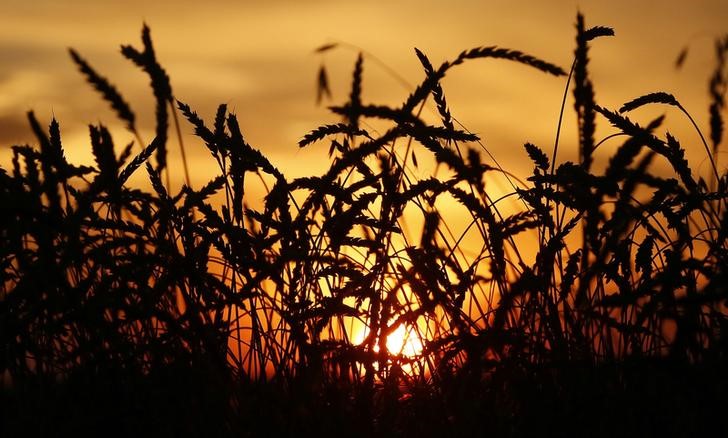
354, 323, 424, 357
386, 324, 424, 357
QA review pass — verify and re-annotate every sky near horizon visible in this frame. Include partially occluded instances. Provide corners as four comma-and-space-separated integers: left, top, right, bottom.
0, 0, 726, 185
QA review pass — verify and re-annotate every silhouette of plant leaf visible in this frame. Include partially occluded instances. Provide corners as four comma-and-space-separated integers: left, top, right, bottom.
316, 64, 332, 105
619, 92, 680, 113
119, 137, 160, 185
524, 142, 549, 170
69, 48, 136, 132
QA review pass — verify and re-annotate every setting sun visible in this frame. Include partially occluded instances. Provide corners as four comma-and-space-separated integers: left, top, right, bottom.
386, 324, 424, 357
354, 323, 425, 358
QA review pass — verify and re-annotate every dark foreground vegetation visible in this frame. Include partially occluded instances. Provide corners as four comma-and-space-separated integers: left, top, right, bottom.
1, 14, 727, 437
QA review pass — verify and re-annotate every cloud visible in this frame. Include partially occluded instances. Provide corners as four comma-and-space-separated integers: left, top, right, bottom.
0, 0, 726, 182
0, 114, 32, 147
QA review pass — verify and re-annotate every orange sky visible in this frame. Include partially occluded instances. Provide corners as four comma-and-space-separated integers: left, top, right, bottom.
1, 0, 726, 185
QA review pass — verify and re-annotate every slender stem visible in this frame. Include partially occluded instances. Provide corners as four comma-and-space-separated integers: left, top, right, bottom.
170, 99, 192, 188
551, 59, 576, 176
132, 128, 145, 152
678, 104, 720, 184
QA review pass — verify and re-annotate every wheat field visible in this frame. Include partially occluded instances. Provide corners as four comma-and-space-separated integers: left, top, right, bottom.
1, 12, 727, 437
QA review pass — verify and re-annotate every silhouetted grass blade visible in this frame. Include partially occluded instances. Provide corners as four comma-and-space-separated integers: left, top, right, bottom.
69, 48, 136, 132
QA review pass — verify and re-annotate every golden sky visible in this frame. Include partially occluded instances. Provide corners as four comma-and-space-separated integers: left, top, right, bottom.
1, 0, 726, 185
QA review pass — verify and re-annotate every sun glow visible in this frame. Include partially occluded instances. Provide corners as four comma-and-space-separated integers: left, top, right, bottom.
353, 323, 424, 358
386, 324, 424, 357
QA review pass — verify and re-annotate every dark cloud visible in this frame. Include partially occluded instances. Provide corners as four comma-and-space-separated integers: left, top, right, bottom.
0, 114, 32, 146
0, 43, 60, 68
